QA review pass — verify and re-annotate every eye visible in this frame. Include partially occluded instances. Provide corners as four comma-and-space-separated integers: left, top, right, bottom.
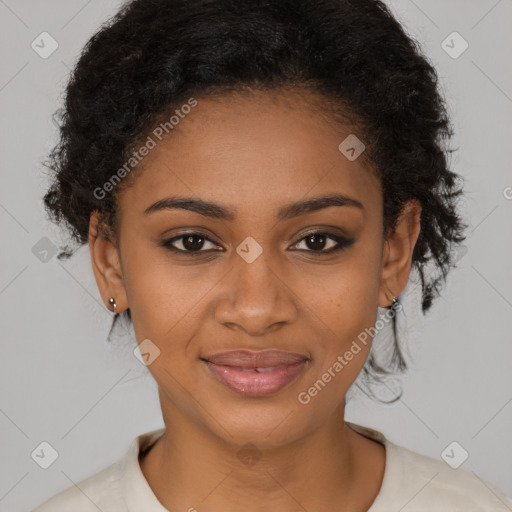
161, 232, 222, 255
161, 230, 355, 257
291, 231, 355, 254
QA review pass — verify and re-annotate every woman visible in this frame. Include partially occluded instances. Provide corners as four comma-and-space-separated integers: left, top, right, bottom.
33, 0, 512, 510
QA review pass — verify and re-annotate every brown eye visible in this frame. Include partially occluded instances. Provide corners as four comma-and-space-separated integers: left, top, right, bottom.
162, 232, 221, 254
291, 231, 355, 253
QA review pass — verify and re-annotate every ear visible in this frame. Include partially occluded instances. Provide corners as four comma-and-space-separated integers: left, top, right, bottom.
89, 211, 128, 312
378, 199, 422, 308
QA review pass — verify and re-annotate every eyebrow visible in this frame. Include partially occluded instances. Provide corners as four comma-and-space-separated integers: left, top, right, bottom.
144, 194, 364, 221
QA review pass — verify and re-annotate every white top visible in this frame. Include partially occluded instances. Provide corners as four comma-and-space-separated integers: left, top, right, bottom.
32, 422, 512, 511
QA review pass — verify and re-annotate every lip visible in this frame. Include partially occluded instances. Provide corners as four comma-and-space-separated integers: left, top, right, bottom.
201, 349, 310, 397
203, 349, 309, 368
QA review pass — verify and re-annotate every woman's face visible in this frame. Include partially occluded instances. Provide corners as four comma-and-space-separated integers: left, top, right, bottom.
91, 89, 419, 448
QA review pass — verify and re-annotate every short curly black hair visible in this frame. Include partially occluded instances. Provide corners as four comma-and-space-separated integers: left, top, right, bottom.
42, 0, 467, 396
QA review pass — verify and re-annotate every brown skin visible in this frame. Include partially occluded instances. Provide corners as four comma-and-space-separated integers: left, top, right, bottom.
89, 89, 421, 511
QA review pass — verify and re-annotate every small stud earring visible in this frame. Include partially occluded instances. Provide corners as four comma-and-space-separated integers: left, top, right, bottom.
389, 296, 400, 311
108, 297, 117, 313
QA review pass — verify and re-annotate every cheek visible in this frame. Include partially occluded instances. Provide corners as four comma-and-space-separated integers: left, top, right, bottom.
303, 249, 382, 379
120, 240, 217, 355
297, 293, 378, 409
305, 244, 381, 331
119, 240, 182, 338
313, 287, 377, 372
125, 271, 198, 342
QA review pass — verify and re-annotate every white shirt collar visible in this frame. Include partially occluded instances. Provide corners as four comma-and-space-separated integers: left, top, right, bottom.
116, 422, 394, 511
120, 427, 168, 511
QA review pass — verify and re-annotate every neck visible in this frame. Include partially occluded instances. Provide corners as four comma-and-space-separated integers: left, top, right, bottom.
139, 390, 385, 512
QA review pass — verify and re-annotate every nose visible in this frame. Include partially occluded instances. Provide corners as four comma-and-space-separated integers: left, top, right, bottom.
214, 250, 299, 337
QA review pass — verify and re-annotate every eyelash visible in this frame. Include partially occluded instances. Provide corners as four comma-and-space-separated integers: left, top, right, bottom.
161, 230, 355, 256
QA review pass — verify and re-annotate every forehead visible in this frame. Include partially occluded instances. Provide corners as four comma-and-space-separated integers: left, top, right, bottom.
118, 89, 381, 220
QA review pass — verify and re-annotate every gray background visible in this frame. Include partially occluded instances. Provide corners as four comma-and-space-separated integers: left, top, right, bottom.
1, 0, 511, 510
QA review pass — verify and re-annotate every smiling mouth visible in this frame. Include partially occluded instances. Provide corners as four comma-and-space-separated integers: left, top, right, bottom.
201, 359, 309, 397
